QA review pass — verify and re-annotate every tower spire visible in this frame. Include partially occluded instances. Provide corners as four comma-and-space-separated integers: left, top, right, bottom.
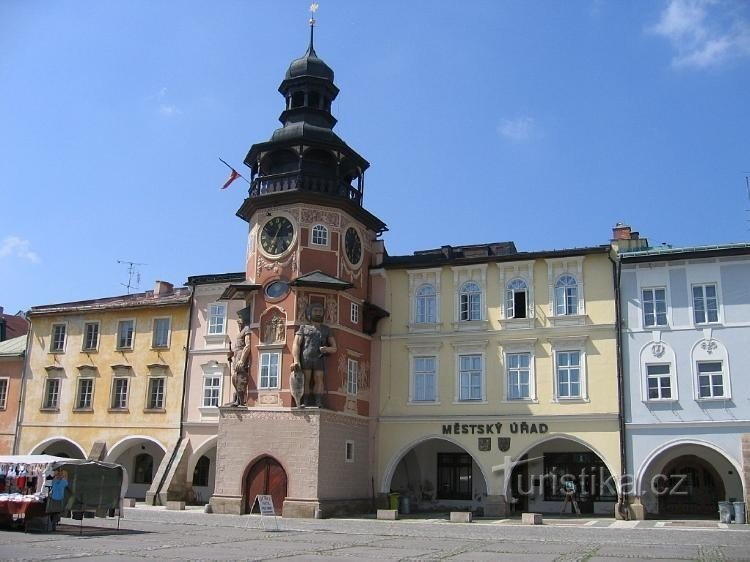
308, 3, 319, 54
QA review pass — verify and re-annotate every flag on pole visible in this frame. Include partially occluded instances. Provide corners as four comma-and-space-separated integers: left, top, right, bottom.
221, 168, 240, 189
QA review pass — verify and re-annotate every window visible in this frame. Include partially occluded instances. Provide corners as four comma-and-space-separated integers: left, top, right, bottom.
506, 279, 528, 319
693, 284, 719, 324
75, 378, 94, 409
133, 453, 153, 484
0, 378, 8, 409
117, 320, 135, 349
697, 361, 725, 399
507, 352, 531, 400
42, 378, 61, 409
347, 358, 359, 395
459, 281, 482, 321
82, 322, 100, 351
311, 224, 328, 246
345, 440, 354, 463
51, 324, 66, 352
350, 302, 359, 324
642, 288, 667, 327
437, 453, 472, 500
207, 303, 227, 335
413, 356, 437, 402
147, 377, 166, 409
415, 284, 437, 324
192, 455, 210, 486
152, 317, 171, 348
646, 364, 672, 400
259, 352, 280, 389
554, 275, 578, 316
556, 350, 581, 398
458, 354, 482, 401
111, 377, 129, 409
203, 374, 221, 407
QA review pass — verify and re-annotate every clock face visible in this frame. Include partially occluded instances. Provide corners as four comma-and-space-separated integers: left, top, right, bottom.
344, 227, 362, 265
260, 216, 294, 256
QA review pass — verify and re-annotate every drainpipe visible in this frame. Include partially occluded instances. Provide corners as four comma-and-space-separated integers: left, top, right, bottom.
608, 251, 628, 511
13, 320, 33, 454
150, 288, 195, 505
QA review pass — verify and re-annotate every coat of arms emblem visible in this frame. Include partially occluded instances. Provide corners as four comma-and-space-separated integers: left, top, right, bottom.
498, 437, 511, 452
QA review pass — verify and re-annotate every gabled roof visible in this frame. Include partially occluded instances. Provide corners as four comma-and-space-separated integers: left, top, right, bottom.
0, 334, 26, 357
1, 312, 29, 339
219, 281, 263, 301
290, 270, 353, 290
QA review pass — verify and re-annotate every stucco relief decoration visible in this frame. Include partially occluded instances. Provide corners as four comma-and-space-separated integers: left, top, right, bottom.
359, 360, 370, 391
324, 295, 338, 324
296, 294, 309, 323
300, 208, 339, 228
337, 354, 347, 392
651, 342, 666, 358
701, 340, 718, 354
342, 262, 363, 284
256, 253, 298, 277
262, 312, 286, 344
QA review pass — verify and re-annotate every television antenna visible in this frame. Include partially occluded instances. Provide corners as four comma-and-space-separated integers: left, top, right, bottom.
117, 260, 147, 294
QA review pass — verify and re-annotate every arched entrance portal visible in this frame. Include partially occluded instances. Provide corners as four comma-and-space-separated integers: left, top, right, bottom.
386, 437, 488, 514
244, 456, 287, 515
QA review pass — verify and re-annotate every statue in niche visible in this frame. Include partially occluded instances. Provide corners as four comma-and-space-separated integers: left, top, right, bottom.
262, 313, 285, 344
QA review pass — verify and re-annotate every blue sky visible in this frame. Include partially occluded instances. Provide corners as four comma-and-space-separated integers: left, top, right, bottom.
1, 1, 749, 314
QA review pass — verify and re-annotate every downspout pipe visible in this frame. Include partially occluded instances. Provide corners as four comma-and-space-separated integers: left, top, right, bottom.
12, 324, 33, 454
608, 250, 629, 514
150, 287, 195, 505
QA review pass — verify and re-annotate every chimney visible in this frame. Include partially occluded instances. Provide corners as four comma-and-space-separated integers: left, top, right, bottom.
154, 280, 174, 297
0, 307, 6, 342
611, 223, 649, 253
612, 223, 633, 240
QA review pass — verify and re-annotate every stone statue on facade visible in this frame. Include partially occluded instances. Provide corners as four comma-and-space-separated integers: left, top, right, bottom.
291, 302, 337, 408
227, 306, 252, 407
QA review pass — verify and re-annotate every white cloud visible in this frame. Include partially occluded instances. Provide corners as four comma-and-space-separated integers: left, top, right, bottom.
498, 117, 537, 142
149, 87, 182, 117
0, 236, 40, 263
650, 0, 750, 69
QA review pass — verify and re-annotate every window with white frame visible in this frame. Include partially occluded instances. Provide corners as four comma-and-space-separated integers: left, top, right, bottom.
75, 378, 94, 409
692, 284, 719, 324
646, 364, 672, 400
42, 378, 61, 409
415, 284, 437, 324
697, 361, 726, 399
556, 350, 582, 399
642, 288, 668, 327
459, 281, 482, 321
51, 323, 66, 352
259, 352, 280, 389
554, 275, 578, 316
311, 224, 328, 246
347, 358, 359, 395
207, 303, 227, 335
506, 279, 528, 319
413, 356, 437, 402
147, 377, 166, 409
111, 377, 129, 409
152, 317, 171, 348
82, 322, 100, 351
203, 373, 222, 407
350, 302, 359, 324
0, 378, 8, 409
506, 352, 532, 400
117, 320, 135, 349
458, 354, 483, 401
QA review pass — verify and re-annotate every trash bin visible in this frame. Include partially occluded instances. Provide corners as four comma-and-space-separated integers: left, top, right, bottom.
718, 501, 733, 523
399, 495, 410, 515
733, 501, 746, 524
388, 492, 400, 511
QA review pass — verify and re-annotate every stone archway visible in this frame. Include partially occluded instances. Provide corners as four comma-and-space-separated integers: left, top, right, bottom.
31, 437, 86, 459
104, 436, 166, 500
244, 456, 287, 515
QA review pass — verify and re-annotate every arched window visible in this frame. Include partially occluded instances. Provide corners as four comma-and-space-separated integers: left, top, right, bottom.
554, 275, 578, 316
506, 278, 528, 319
459, 281, 482, 321
133, 453, 153, 484
192, 455, 211, 487
415, 284, 436, 324
311, 224, 328, 246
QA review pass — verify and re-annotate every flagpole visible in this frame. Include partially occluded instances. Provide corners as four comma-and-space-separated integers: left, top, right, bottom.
218, 157, 251, 185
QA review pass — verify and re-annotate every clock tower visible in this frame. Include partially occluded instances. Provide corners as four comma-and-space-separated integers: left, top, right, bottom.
210, 13, 388, 517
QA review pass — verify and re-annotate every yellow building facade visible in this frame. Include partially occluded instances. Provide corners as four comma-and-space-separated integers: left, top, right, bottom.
17, 281, 190, 500
372, 244, 621, 516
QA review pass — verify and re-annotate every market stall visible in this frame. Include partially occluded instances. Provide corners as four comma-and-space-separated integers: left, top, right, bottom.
0, 455, 124, 531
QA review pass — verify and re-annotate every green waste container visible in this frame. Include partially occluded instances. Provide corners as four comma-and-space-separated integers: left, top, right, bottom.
388, 492, 400, 510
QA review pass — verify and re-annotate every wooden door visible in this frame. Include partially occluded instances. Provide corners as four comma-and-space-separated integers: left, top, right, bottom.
245, 456, 287, 515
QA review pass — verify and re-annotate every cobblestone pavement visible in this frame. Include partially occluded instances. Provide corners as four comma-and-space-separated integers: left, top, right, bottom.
1, 506, 749, 561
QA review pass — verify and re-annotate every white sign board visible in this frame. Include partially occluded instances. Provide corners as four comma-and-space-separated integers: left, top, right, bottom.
256, 494, 276, 517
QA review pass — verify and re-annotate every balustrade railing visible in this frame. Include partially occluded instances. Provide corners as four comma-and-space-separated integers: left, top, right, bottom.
249, 172, 362, 205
